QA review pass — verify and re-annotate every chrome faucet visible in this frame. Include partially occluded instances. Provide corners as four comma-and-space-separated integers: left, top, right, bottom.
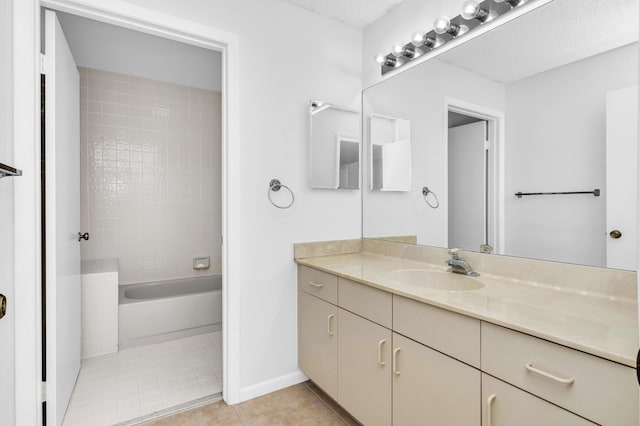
445, 248, 479, 276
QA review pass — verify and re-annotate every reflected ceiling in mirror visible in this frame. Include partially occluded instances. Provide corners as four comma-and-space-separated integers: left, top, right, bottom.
362, 0, 639, 270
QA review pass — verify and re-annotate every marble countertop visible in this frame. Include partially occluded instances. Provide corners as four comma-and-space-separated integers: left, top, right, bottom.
296, 252, 638, 368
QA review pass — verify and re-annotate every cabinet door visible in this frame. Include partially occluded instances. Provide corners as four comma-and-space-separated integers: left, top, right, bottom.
393, 333, 480, 426
482, 374, 595, 426
338, 308, 392, 426
298, 291, 338, 399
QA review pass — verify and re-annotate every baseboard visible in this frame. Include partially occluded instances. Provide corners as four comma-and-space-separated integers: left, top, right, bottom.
238, 370, 309, 402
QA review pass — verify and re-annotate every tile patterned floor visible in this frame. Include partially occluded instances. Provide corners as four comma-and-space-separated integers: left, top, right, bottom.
63, 332, 222, 426
141, 382, 360, 426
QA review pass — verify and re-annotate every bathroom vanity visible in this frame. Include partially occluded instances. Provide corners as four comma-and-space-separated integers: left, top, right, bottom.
295, 240, 638, 426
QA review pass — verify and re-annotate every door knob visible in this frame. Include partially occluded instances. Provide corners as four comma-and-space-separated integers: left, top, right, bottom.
78, 232, 90, 241
609, 230, 622, 239
0, 294, 6, 319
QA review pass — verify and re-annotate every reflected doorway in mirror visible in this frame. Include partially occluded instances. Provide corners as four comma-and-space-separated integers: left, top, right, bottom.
445, 98, 505, 255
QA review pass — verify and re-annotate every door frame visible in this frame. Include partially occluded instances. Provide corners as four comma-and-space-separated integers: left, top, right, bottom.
443, 97, 505, 255
14, 1, 241, 423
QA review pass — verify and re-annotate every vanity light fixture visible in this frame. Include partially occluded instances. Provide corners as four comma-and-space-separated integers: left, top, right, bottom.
434, 15, 465, 36
374, 54, 399, 68
495, 0, 526, 8
375, 0, 533, 75
392, 43, 418, 59
411, 32, 441, 49
461, 0, 496, 22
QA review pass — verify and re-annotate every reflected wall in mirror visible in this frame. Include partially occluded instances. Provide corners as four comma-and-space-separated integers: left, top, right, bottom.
309, 101, 360, 189
362, 0, 639, 270
370, 114, 412, 191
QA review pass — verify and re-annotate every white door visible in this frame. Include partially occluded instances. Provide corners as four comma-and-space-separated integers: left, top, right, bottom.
0, 0, 16, 422
606, 86, 638, 270
448, 121, 488, 252
44, 9, 81, 426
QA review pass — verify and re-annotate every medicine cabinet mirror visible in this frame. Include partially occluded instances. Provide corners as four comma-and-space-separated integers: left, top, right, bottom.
362, 0, 639, 270
309, 101, 361, 190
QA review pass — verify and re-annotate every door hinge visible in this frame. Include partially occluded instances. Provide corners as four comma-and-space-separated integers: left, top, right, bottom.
40, 382, 47, 402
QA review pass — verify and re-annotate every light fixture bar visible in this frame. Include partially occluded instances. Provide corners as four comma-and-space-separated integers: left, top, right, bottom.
376, 0, 531, 75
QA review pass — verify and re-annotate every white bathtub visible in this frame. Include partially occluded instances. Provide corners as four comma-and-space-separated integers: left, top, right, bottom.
119, 275, 222, 349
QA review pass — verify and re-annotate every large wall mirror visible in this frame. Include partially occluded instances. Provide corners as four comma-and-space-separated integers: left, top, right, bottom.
363, 0, 639, 270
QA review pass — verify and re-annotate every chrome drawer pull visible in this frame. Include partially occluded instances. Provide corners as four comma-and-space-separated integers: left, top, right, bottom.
487, 394, 496, 426
309, 281, 324, 288
525, 362, 575, 385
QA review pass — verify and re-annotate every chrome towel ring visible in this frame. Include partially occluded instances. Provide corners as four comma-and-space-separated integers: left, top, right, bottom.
268, 179, 295, 209
422, 186, 439, 209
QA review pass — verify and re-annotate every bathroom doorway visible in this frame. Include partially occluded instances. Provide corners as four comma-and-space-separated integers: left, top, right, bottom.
445, 100, 504, 255
42, 8, 226, 425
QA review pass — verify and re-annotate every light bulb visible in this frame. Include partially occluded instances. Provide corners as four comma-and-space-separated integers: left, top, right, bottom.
461, 0, 496, 22
411, 32, 426, 47
434, 15, 465, 36
374, 54, 397, 67
461, 0, 481, 20
411, 32, 440, 49
392, 43, 416, 58
433, 15, 452, 34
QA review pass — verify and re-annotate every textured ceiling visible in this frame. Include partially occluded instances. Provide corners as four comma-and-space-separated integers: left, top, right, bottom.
280, 0, 406, 29
438, 0, 639, 83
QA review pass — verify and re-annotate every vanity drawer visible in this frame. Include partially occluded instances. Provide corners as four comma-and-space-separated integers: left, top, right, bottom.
298, 265, 338, 304
338, 278, 392, 328
481, 322, 638, 425
393, 295, 480, 368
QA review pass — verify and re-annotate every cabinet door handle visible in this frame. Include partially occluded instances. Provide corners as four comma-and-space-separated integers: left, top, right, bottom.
525, 362, 575, 385
309, 281, 324, 288
327, 314, 335, 336
377, 340, 386, 366
487, 394, 496, 426
393, 347, 402, 376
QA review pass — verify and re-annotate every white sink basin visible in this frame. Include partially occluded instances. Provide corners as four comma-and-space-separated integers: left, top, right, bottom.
386, 269, 485, 291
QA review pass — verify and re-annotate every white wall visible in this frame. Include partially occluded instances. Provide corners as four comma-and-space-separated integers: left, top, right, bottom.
79, 67, 222, 284
109, 0, 363, 395
363, 58, 505, 246
57, 12, 222, 91
0, 0, 15, 424
362, 0, 460, 87
504, 43, 638, 267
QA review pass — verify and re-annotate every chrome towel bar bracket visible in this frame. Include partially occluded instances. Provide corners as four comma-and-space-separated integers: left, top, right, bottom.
0, 163, 22, 179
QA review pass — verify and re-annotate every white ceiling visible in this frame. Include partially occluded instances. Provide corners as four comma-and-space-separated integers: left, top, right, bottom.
438, 0, 639, 83
57, 12, 222, 91
280, 0, 406, 29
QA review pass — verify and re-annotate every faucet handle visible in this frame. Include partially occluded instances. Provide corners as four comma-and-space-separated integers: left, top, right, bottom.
448, 248, 462, 259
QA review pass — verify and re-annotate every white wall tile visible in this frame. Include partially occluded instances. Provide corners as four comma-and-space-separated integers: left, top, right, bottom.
80, 67, 222, 284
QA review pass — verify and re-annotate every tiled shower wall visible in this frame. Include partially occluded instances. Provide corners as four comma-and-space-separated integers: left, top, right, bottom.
80, 67, 221, 285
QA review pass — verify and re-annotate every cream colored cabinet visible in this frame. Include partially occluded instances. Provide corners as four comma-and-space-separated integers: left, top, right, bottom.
338, 308, 392, 426
392, 333, 480, 426
298, 291, 338, 399
297, 265, 635, 426
482, 322, 639, 425
482, 374, 595, 426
